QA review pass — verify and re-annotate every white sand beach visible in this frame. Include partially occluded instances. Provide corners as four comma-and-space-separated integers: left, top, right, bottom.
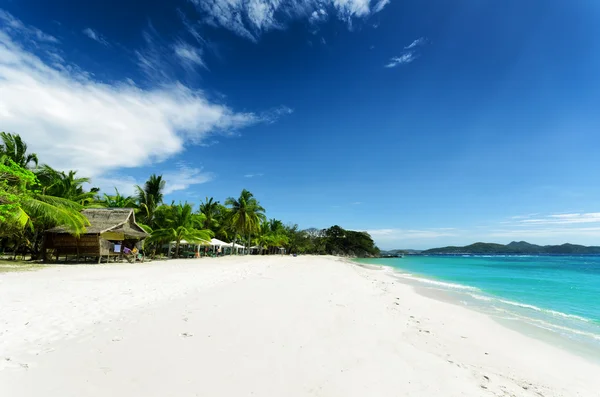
1, 255, 599, 396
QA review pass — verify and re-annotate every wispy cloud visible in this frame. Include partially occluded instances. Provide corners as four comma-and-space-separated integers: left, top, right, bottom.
488, 226, 600, 240
404, 37, 426, 49
259, 105, 294, 123
367, 228, 458, 239
384, 52, 417, 68
477, 212, 600, 244
0, 14, 288, 178
190, 0, 393, 41
0, 10, 58, 43
373, 0, 390, 13
136, 25, 181, 82
515, 213, 600, 225
309, 9, 328, 24
177, 8, 207, 45
385, 37, 428, 68
92, 163, 213, 196
82, 27, 109, 46
244, 173, 264, 178
163, 163, 213, 194
173, 40, 206, 70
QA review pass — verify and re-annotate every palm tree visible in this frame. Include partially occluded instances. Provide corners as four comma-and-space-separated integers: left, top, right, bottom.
0, 132, 39, 168
101, 188, 137, 208
36, 165, 98, 206
147, 202, 213, 257
198, 197, 220, 230
135, 174, 165, 227
225, 189, 266, 254
1, 158, 89, 258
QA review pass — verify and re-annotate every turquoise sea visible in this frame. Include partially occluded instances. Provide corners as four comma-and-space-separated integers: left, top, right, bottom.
356, 255, 600, 359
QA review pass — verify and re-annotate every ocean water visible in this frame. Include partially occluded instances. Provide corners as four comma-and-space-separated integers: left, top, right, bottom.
355, 255, 600, 358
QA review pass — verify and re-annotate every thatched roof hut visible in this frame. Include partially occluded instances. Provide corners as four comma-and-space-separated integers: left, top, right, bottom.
45, 208, 148, 263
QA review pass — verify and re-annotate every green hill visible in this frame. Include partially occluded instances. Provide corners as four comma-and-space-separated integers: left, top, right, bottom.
421, 241, 600, 255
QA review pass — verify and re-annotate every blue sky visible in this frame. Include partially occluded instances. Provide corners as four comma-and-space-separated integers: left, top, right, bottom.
2, 0, 600, 249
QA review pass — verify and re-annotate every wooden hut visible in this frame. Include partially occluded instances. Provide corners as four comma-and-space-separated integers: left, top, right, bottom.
44, 208, 148, 263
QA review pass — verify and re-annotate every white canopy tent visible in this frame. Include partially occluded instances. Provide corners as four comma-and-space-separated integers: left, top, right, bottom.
166, 239, 210, 258
166, 238, 246, 257
209, 238, 228, 247
222, 241, 245, 254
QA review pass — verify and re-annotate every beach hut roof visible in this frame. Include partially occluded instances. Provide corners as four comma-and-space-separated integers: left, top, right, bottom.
46, 208, 148, 238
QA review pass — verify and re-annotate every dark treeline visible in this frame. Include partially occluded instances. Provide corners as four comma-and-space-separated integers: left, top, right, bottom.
1, 132, 379, 260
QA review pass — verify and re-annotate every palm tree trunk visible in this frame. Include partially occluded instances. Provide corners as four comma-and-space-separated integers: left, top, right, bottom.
175, 241, 180, 257
13, 241, 20, 260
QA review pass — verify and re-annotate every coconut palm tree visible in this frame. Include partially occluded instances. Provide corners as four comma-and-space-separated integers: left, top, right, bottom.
0, 132, 38, 169
224, 189, 266, 254
147, 202, 213, 257
101, 188, 137, 208
36, 165, 98, 206
135, 174, 165, 227
1, 158, 89, 258
198, 197, 220, 230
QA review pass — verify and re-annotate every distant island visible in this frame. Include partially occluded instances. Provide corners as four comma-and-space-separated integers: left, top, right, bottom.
382, 241, 600, 256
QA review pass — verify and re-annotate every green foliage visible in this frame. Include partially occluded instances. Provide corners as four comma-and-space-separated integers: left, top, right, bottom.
225, 189, 266, 236
36, 165, 99, 206
135, 174, 165, 227
323, 225, 380, 257
0, 158, 36, 226
198, 197, 221, 229
0, 132, 38, 168
101, 188, 137, 208
1, 132, 381, 260
147, 202, 213, 257
0, 158, 88, 235
422, 241, 600, 255
225, 189, 266, 252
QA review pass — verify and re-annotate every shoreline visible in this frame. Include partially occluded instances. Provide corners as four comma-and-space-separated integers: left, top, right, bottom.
1, 255, 599, 396
354, 257, 600, 364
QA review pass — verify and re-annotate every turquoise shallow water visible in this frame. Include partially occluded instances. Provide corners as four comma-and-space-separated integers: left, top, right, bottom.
356, 255, 600, 354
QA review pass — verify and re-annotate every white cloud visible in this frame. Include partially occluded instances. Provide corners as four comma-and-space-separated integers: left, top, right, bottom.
0, 10, 58, 43
91, 164, 213, 196
177, 9, 207, 45
244, 173, 264, 178
309, 8, 328, 24
190, 0, 392, 40
373, 0, 390, 13
404, 37, 426, 49
517, 213, 600, 225
173, 41, 206, 70
0, 17, 286, 179
163, 163, 214, 194
488, 227, 600, 240
82, 28, 109, 46
366, 228, 457, 239
92, 175, 140, 197
384, 52, 416, 68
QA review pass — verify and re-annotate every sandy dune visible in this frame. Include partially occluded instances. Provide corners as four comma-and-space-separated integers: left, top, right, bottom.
1, 256, 598, 396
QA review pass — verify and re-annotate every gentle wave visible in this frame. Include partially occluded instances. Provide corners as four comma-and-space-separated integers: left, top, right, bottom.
392, 272, 481, 292
469, 293, 493, 302
468, 294, 592, 323
493, 308, 600, 341
496, 299, 592, 323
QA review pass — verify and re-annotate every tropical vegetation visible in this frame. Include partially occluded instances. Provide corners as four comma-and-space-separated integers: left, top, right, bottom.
0, 132, 380, 260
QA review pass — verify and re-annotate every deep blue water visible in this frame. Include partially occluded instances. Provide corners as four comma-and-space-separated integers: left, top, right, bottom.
356, 255, 600, 350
